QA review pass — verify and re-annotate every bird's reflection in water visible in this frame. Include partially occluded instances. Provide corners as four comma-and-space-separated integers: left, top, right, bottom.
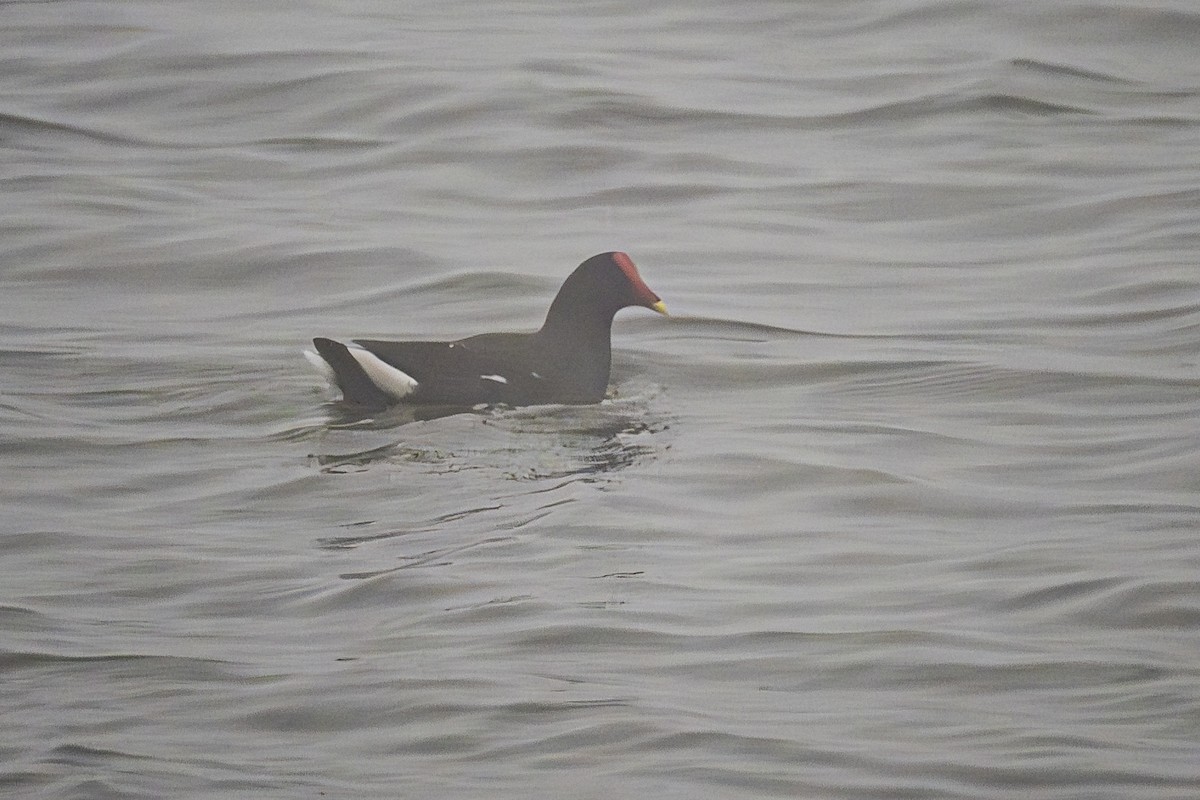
312, 393, 668, 480
310, 391, 668, 565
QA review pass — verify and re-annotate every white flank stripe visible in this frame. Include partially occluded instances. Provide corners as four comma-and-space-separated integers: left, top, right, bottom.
347, 347, 419, 399
303, 349, 337, 386
480, 374, 508, 384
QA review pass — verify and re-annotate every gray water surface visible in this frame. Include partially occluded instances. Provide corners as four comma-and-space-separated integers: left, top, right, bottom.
3, 2, 1200, 798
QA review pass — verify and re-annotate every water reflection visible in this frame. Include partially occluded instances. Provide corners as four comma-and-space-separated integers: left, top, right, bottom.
309, 397, 670, 575
309, 396, 670, 481
319, 401, 477, 428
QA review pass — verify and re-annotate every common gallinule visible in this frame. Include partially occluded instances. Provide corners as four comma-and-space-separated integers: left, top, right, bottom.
306, 251, 666, 410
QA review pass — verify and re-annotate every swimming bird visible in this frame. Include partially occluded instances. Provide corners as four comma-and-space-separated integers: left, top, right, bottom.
305, 251, 666, 410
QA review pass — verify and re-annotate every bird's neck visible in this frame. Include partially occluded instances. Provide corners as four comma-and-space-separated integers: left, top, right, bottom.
536, 301, 613, 401
540, 283, 618, 341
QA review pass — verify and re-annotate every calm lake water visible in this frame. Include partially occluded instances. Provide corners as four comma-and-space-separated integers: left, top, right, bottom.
4, 1, 1200, 797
